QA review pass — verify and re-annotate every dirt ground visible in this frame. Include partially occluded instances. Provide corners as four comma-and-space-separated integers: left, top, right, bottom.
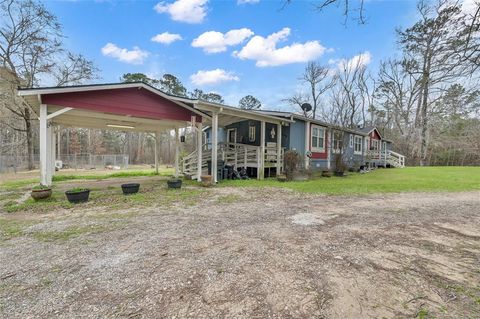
1, 186, 479, 318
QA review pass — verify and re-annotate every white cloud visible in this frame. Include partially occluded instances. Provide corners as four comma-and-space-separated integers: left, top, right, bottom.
101, 43, 149, 65
233, 27, 328, 67
154, 0, 208, 24
337, 51, 372, 70
151, 32, 183, 45
190, 69, 239, 86
237, 0, 260, 4
192, 28, 254, 53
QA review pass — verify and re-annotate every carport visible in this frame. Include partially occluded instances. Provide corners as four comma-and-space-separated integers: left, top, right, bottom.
18, 83, 209, 186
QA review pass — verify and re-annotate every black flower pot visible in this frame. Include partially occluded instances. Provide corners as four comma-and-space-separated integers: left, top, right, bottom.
167, 179, 182, 189
65, 189, 90, 204
121, 183, 140, 195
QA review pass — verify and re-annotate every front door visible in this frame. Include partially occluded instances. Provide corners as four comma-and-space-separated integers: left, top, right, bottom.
227, 128, 237, 145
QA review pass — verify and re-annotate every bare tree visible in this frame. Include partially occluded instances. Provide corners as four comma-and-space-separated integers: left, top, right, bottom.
54, 52, 99, 86
398, 0, 478, 165
284, 62, 336, 119
329, 55, 372, 128
284, 0, 367, 24
0, 0, 97, 169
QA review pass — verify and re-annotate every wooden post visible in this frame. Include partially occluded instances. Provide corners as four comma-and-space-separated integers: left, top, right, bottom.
212, 113, 218, 183
51, 126, 56, 176
154, 132, 160, 174
327, 128, 332, 170
39, 104, 49, 186
57, 128, 61, 159
260, 121, 265, 180
276, 123, 282, 174
174, 128, 180, 178
244, 146, 247, 169
256, 147, 261, 180
304, 121, 310, 169
197, 122, 203, 181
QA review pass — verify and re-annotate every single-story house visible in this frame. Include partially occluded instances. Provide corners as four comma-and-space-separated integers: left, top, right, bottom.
17, 82, 404, 185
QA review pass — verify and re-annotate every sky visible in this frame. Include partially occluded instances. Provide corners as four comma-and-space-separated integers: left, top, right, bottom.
44, 0, 422, 110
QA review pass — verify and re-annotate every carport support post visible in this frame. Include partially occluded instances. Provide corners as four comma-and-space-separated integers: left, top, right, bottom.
154, 132, 160, 174
197, 122, 203, 182
276, 123, 282, 175
260, 121, 265, 180
212, 113, 218, 183
174, 128, 180, 178
39, 104, 50, 186
51, 126, 56, 176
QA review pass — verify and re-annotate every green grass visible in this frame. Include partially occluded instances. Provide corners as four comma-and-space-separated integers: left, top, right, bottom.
32, 224, 116, 242
4, 196, 73, 213
221, 167, 480, 195
51, 170, 168, 182
0, 218, 35, 242
216, 194, 242, 204
0, 168, 175, 191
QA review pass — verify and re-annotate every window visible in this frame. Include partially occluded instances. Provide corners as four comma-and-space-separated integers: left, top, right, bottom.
248, 125, 256, 142
332, 131, 343, 153
311, 125, 325, 152
349, 135, 354, 148
354, 135, 363, 154
371, 139, 380, 151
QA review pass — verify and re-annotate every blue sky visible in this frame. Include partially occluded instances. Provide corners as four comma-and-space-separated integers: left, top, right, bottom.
45, 0, 419, 109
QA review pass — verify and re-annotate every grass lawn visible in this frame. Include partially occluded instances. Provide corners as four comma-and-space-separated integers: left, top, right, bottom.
221, 167, 480, 194
0, 167, 174, 191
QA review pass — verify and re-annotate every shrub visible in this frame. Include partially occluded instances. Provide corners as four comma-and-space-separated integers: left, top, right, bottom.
284, 150, 302, 181
32, 184, 51, 190
334, 154, 348, 173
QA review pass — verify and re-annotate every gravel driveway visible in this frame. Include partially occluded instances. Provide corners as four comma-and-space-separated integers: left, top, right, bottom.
1, 187, 479, 318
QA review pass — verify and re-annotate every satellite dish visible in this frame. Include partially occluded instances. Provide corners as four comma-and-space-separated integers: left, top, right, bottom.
301, 103, 312, 112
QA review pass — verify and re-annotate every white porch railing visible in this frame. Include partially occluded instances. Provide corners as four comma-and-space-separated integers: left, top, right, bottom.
182, 142, 284, 177
367, 150, 406, 168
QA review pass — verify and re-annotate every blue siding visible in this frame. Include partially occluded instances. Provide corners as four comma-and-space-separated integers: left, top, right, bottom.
329, 132, 365, 170
288, 121, 306, 155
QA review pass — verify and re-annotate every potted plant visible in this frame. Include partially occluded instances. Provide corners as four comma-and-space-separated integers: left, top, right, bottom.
121, 183, 140, 194
200, 175, 213, 187
65, 188, 90, 203
167, 178, 182, 189
31, 185, 52, 201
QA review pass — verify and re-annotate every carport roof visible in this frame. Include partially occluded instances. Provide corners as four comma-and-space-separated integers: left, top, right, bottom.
18, 82, 292, 128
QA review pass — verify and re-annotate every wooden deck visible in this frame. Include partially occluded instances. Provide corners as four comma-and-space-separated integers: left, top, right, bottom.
182, 142, 284, 179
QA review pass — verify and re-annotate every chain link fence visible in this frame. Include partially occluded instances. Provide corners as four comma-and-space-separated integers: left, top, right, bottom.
0, 154, 129, 174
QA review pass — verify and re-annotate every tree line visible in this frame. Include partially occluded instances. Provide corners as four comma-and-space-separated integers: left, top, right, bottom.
284, 0, 480, 166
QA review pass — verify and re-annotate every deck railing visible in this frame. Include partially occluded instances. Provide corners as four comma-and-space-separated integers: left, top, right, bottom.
366, 150, 405, 168
182, 142, 284, 177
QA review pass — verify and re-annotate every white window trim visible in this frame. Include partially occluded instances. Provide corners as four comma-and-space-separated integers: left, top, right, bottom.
248, 125, 256, 142
311, 124, 326, 152
354, 135, 363, 155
